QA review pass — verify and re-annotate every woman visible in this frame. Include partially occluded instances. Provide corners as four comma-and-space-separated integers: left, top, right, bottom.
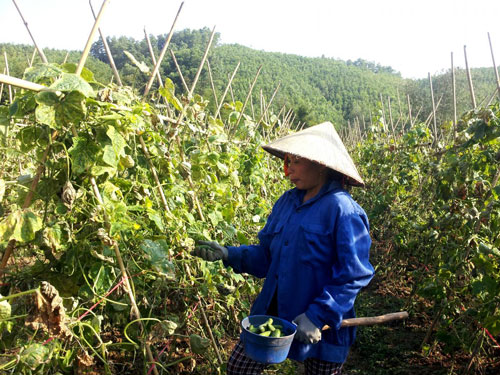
193, 122, 374, 375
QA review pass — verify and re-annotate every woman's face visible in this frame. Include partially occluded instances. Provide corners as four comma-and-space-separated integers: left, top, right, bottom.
285, 155, 327, 196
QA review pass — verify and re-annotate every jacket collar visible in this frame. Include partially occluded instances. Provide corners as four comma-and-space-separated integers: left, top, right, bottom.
292, 179, 343, 207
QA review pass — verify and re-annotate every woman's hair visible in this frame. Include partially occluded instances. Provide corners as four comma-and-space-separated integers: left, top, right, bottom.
326, 168, 349, 189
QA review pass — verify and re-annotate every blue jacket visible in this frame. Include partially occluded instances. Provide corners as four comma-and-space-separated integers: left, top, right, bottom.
225, 180, 374, 363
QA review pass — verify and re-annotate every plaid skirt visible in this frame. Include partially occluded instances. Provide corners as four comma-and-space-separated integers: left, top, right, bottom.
227, 340, 343, 375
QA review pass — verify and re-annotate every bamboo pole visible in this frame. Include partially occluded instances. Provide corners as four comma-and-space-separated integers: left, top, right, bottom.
170, 50, 189, 93
0, 73, 59, 94
487, 32, 500, 101
144, 27, 163, 87
379, 93, 387, 132
257, 83, 281, 126
451, 52, 457, 142
12, 0, 48, 64
0, 68, 5, 103
187, 26, 216, 99
387, 96, 395, 140
205, 59, 220, 112
214, 62, 240, 119
62, 52, 69, 65
29, 48, 37, 66
229, 75, 235, 104
428, 73, 438, 144
396, 88, 404, 125
3, 53, 13, 103
143, 2, 184, 97
90, 0, 122, 86
406, 94, 413, 127
76, 0, 110, 76
464, 45, 477, 109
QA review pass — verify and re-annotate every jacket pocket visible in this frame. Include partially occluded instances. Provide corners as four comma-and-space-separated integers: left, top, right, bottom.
299, 223, 334, 267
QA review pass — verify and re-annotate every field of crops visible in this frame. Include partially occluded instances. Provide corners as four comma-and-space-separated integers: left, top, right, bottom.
1, 2, 500, 374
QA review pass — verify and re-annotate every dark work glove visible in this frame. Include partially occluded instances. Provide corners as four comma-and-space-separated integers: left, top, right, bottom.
192, 241, 228, 262
293, 313, 322, 344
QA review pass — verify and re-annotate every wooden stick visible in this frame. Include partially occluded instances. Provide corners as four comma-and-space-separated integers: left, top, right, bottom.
144, 27, 163, 87
62, 52, 69, 65
451, 52, 457, 142
90, 0, 122, 86
0, 68, 5, 102
205, 59, 220, 111
488, 32, 500, 101
234, 65, 262, 129
143, 2, 184, 97
464, 45, 477, 109
77, 0, 110, 76
257, 83, 281, 126
379, 93, 387, 132
396, 88, 403, 125
406, 94, 413, 128
29, 48, 37, 66
214, 62, 240, 119
3, 53, 13, 103
138, 136, 171, 214
187, 26, 216, 98
428, 72, 438, 144
387, 96, 396, 144
12, 0, 48, 64
170, 50, 189, 93
0, 73, 60, 94
322, 311, 409, 330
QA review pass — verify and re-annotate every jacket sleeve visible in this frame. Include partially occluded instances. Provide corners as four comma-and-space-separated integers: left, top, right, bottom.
223, 194, 284, 278
305, 207, 375, 330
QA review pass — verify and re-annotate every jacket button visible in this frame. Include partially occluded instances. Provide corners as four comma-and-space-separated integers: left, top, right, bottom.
284, 241, 289, 246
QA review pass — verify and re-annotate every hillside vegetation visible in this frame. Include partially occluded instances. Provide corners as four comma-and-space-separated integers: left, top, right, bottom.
2, 28, 499, 129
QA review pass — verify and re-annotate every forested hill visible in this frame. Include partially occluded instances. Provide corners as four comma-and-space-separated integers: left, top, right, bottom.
1, 28, 498, 127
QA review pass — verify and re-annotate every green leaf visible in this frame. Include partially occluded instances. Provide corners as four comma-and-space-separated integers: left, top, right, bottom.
61, 63, 96, 83
35, 103, 57, 128
0, 209, 42, 244
102, 126, 126, 167
54, 91, 87, 128
159, 78, 183, 111
189, 334, 210, 355
148, 211, 164, 231
89, 264, 115, 296
50, 73, 95, 98
140, 240, 175, 277
0, 294, 11, 320
237, 231, 249, 245
24, 63, 63, 83
91, 164, 117, 177
0, 107, 9, 136
160, 319, 178, 335
123, 51, 150, 73
20, 343, 51, 370
0, 179, 5, 202
37, 90, 87, 128
69, 135, 100, 175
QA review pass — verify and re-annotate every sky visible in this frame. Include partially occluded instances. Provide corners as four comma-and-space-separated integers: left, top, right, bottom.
1, 0, 499, 79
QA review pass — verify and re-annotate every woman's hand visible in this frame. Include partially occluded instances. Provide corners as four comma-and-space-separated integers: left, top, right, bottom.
192, 241, 228, 262
293, 313, 321, 344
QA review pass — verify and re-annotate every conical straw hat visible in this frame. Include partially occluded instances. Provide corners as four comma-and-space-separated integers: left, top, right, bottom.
262, 121, 364, 186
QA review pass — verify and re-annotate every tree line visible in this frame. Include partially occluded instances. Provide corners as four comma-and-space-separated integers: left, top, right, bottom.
1, 27, 499, 129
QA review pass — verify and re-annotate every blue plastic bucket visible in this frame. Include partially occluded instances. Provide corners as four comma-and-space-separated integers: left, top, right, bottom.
241, 315, 297, 364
